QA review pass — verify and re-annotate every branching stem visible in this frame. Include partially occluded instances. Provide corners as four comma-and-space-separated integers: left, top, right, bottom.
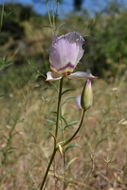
39, 79, 86, 190
63, 109, 85, 147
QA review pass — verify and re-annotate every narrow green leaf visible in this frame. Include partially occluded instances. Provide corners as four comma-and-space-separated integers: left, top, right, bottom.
64, 144, 78, 152
60, 115, 68, 126
7, 147, 17, 153
62, 88, 74, 96
65, 157, 78, 170
62, 96, 75, 105
46, 119, 56, 125
51, 111, 57, 115
64, 120, 79, 129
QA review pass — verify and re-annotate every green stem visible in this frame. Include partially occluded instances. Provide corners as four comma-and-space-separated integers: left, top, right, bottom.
39, 148, 57, 190
39, 78, 63, 190
63, 109, 85, 147
55, 77, 64, 138
0, 3, 4, 31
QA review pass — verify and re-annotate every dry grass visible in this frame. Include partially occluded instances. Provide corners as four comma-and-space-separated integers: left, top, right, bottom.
0, 78, 127, 190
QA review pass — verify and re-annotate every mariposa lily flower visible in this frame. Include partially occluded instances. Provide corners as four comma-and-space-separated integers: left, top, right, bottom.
46, 32, 96, 81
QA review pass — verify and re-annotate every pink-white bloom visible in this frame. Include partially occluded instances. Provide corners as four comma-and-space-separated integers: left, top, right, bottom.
46, 32, 96, 81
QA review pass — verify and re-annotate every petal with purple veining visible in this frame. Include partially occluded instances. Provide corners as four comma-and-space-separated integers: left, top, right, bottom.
49, 32, 85, 75
68, 72, 97, 79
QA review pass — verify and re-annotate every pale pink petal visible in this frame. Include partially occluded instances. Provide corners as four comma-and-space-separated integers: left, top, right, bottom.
68, 72, 97, 79
63, 32, 85, 67
46, 71, 62, 81
75, 95, 82, 109
65, 32, 85, 65
49, 32, 85, 74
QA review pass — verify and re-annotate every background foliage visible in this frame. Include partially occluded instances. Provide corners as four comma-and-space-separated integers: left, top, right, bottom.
0, 1, 127, 95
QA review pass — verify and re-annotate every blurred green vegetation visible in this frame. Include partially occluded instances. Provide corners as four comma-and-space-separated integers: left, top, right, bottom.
0, 2, 127, 95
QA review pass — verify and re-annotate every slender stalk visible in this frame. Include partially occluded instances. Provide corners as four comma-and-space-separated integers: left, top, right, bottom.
0, 3, 4, 31
63, 109, 85, 147
55, 77, 64, 138
39, 148, 57, 190
61, 117, 66, 190
54, 77, 63, 188
53, 155, 57, 190
60, 109, 85, 189
63, 151, 66, 190
39, 78, 63, 190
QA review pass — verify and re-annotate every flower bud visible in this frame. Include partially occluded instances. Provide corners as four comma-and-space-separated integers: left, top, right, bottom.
81, 80, 93, 110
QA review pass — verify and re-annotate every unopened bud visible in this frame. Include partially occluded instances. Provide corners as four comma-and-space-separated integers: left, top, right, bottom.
81, 80, 93, 111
